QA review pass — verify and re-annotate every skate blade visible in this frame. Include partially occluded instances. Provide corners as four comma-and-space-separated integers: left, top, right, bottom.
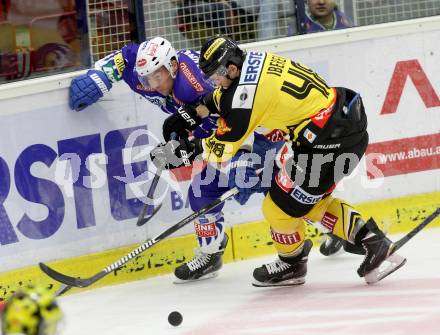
364, 253, 407, 284
173, 271, 219, 284
252, 277, 305, 288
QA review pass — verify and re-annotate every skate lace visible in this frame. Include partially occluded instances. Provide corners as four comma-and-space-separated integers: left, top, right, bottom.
187, 251, 212, 271
265, 259, 291, 274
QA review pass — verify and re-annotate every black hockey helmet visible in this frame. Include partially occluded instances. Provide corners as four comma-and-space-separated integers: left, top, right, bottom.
199, 36, 246, 77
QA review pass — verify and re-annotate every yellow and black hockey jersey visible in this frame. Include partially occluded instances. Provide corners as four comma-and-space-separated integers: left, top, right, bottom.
202, 52, 337, 163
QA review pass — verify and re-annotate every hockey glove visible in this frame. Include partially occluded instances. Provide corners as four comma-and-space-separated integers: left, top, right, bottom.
69, 69, 112, 111
228, 150, 261, 205
162, 105, 202, 141
150, 138, 203, 170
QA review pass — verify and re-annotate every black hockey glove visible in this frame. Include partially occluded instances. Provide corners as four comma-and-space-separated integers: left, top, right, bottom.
162, 104, 202, 141
150, 138, 203, 170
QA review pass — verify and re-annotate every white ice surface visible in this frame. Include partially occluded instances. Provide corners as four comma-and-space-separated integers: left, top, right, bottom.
59, 228, 440, 335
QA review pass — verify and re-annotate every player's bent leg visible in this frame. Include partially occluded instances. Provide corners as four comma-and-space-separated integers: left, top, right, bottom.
174, 212, 228, 282
175, 169, 230, 283
313, 196, 405, 283
356, 218, 406, 284
253, 194, 312, 287
319, 233, 344, 256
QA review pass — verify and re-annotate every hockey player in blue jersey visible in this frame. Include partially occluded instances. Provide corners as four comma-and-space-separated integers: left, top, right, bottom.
68, 36, 284, 282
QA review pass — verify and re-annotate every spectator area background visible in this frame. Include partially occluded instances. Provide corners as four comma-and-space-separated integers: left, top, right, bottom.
0, 0, 439, 83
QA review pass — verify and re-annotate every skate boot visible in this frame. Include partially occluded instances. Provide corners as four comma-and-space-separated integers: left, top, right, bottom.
357, 218, 406, 284
174, 233, 228, 282
320, 233, 366, 256
319, 233, 344, 256
253, 239, 313, 287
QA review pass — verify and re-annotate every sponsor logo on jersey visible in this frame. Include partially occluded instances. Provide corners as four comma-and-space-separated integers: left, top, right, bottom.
204, 37, 226, 60
270, 229, 301, 245
275, 163, 294, 193
179, 62, 205, 93
264, 129, 286, 142
114, 52, 126, 75
322, 212, 338, 231
303, 128, 317, 143
137, 58, 147, 67
195, 222, 217, 237
311, 103, 334, 128
216, 117, 231, 136
239, 52, 264, 85
313, 143, 341, 149
290, 185, 323, 204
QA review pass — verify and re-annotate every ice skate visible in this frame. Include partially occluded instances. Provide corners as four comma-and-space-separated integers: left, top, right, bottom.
253, 239, 313, 287
174, 234, 228, 283
319, 233, 344, 256
357, 219, 406, 284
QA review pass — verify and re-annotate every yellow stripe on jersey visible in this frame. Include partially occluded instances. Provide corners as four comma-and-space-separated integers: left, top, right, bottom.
212, 87, 222, 111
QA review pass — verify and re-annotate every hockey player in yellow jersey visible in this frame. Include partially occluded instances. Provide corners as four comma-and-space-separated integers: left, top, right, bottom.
152, 36, 406, 286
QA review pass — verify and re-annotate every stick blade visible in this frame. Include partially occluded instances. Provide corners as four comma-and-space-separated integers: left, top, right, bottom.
137, 204, 162, 226
39, 262, 86, 288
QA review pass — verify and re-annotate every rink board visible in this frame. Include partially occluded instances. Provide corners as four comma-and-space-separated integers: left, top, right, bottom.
0, 17, 439, 300
0, 191, 438, 301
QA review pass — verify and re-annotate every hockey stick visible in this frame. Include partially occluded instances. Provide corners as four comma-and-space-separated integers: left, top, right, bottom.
136, 170, 163, 226
393, 207, 440, 252
39, 187, 239, 288
136, 132, 179, 226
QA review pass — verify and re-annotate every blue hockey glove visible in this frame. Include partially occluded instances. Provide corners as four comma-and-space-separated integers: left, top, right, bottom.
228, 150, 261, 205
69, 69, 112, 111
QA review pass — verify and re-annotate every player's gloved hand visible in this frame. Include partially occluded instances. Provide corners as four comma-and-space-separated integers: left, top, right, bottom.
162, 105, 202, 141
69, 69, 112, 111
150, 138, 202, 170
228, 150, 261, 205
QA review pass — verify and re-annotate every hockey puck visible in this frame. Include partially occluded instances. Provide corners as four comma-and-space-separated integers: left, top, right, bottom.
168, 311, 183, 327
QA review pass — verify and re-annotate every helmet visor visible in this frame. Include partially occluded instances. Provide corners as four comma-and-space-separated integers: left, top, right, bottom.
207, 65, 228, 80
135, 66, 170, 89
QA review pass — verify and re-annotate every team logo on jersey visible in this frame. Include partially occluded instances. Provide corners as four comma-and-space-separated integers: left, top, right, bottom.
303, 129, 317, 143
179, 62, 204, 93
216, 117, 231, 136
311, 103, 334, 128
